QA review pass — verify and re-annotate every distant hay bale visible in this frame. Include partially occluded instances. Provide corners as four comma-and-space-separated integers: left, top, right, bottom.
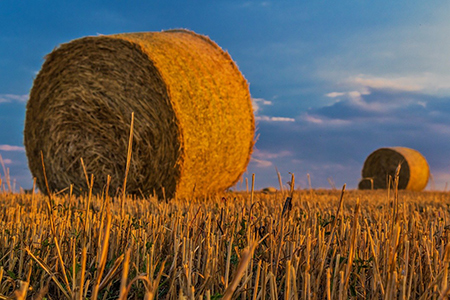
261, 187, 277, 194
24, 29, 255, 199
358, 147, 429, 191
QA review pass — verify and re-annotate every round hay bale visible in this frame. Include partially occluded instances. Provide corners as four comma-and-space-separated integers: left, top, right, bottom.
24, 29, 255, 199
261, 187, 277, 194
358, 178, 374, 190
359, 147, 429, 191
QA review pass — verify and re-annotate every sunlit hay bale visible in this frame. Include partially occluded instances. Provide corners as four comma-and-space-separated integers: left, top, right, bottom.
24, 29, 255, 199
358, 147, 429, 191
261, 187, 277, 194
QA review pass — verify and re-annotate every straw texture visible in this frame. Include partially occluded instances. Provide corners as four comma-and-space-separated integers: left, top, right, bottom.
358, 147, 429, 191
24, 29, 254, 198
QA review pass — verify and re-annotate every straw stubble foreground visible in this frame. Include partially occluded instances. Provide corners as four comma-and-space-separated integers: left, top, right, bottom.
1, 189, 450, 299
24, 29, 254, 198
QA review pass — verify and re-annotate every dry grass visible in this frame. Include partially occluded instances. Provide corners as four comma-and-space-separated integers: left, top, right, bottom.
1, 177, 450, 299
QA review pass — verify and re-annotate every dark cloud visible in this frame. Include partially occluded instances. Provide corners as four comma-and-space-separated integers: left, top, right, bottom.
245, 88, 450, 190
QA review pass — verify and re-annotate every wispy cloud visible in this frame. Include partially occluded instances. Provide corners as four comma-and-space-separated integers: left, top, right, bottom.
256, 116, 295, 122
88, 9, 128, 26
240, 1, 271, 8
250, 158, 273, 168
326, 89, 370, 100
2, 158, 12, 164
0, 145, 25, 152
301, 114, 323, 124
252, 97, 295, 122
300, 113, 351, 126
253, 149, 292, 160
350, 75, 423, 92
250, 149, 292, 169
326, 92, 345, 98
323, 83, 429, 115
0, 94, 28, 103
252, 97, 272, 114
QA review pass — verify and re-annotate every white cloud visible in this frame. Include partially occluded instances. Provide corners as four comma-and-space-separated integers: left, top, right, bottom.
250, 158, 273, 168
0, 145, 25, 152
250, 149, 292, 169
253, 149, 292, 160
316, 11, 450, 100
0, 94, 28, 103
303, 114, 323, 124
301, 113, 351, 126
252, 97, 272, 114
252, 97, 295, 122
347, 91, 364, 99
347, 95, 387, 113
326, 92, 345, 98
324, 80, 425, 114
418, 101, 427, 108
256, 115, 295, 122
351, 75, 423, 92
326, 89, 370, 99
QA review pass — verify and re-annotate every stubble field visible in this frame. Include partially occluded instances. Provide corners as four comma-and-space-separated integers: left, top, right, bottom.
1, 182, 450, 299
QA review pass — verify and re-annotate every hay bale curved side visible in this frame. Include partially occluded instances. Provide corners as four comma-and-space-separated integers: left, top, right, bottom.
359, 147, 429, 191
24, 29, 255, 198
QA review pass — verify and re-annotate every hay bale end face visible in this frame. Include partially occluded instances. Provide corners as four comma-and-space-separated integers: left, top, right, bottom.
359, 147, 429, 191
24, 29, 255, 198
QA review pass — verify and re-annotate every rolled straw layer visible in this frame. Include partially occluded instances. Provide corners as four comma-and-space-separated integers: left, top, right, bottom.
358, 147, 429, 191
24, 29, 254, 198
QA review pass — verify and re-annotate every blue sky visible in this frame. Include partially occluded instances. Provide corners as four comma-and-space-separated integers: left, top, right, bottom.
1, 1, 450, 191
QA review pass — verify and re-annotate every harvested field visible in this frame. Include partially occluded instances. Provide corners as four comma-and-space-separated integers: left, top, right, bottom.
1, 180, 449, 299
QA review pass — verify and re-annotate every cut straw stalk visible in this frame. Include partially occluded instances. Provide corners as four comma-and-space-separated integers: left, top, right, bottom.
315, 184, 346, 295
25, 248, 71, 299
222, 242, 257, 300
0, 154, 11, 193
92, 213, 112, 299
40, 152, 72, 298
14, 281, 29, 300
119, 248, 132, 299
121, 112, 134, 218
343, 197, 360, 294
79, 247, 87, 300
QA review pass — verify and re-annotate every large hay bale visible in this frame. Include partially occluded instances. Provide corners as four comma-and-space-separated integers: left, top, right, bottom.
358, 147, 429, 191
24, 29, 255, 198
